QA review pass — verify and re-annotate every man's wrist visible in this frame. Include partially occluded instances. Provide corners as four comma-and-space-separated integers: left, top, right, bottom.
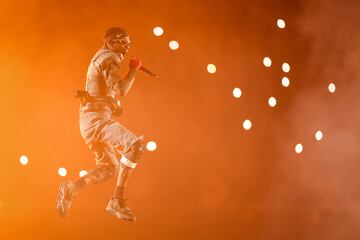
126, 69, 137, 78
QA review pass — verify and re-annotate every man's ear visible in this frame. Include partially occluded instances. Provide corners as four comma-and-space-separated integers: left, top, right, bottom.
104, 39, 112, 49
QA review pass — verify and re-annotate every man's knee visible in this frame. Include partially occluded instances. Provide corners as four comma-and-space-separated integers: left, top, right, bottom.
121, 139, 145, 169
125, 139, 145, 163
85, 165, 116, 184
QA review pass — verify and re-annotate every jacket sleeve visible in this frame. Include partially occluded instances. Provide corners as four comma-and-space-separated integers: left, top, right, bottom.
100, 57, 122, 94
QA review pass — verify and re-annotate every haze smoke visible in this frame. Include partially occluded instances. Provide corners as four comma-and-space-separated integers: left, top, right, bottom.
267, 1, 360, 239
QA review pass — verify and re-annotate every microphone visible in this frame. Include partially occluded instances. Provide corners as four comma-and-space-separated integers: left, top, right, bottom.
140, 66, 158, 79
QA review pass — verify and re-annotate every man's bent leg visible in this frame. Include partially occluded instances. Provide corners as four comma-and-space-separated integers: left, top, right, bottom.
78, 142, 117, 188
56, 143, 117, 217
106, 139, 145, 221
114, 139, 144, 200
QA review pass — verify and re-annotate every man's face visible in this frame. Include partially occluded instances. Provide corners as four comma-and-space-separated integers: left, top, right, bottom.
108, 35, 131, 55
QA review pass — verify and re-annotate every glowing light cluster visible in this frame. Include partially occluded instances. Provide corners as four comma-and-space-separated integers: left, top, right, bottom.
328, 83, 336, 93
146, 141, 157, 152
19, 155, 29, 165
268, 97, 277, 107
243, 119, 252, 130
79, 170, 88, 177
263, 57, 272, 67
295, 143, 303, 154
153, 26, 164, 36
233, 88, 242, 98
282, 62, 290, 73
281, 77, 290, 87
315, 130, 323, 141
277, 19, 286, 29
154, 27, 327, 155
207, 64, 217, 74
169, 40, 179, 50
58, 167, 67, 177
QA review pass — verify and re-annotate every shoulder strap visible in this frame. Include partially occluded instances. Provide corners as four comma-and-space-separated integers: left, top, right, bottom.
92, 48, 120, 66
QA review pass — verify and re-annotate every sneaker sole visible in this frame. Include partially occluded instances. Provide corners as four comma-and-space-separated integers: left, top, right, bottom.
105, 206, 136, 222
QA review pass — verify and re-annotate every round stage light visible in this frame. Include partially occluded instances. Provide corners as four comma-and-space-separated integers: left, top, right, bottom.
19, 155, 29, 165
243, 119, 252, 130
268, 97, 277, 107
282, 62, 290, 73
58, 167, 67, 177
315, 130, 323, 141
79, 170, 88, 177
153, 26, 164, 36
233, 87, 242, 98
328, 83, 336, 93
295, 143, 303, 154
263, 57, 272, 67
169, 40, 179, 50
281, 77, 290, 87
207, 64, 217, 74
277, 19, 286, 29
146, 141, 157, 152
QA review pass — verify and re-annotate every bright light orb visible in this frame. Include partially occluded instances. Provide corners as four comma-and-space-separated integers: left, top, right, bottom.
277, 19, 286, 29
233, 87, 242, 98
79, 170, 88, 177
19, 155, 29, 165
58, 167, 67, 177
146, 141, 157, 152
153, 26, 164, 36
315, 130, 323, 141
243, 119, 252, 130
328, 83, 336, 93
268, 97, 277, 107
282, 77, 290, 87
282, 63, 290, 73
169, 40, 179, 50
263, 57, 272, 67
295, 143, 303, 154
207, 64, 217, 74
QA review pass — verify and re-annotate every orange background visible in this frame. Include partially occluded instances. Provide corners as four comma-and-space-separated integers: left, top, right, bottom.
1, 0, 360, 239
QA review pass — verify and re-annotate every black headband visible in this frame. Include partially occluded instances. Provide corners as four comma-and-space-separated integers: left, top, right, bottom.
104, 27, 129, 41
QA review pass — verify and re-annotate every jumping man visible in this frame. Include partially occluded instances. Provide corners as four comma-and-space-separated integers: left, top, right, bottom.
56, 27, 144, 222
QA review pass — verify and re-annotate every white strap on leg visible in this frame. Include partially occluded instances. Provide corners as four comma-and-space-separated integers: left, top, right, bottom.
120, 156, 137, 169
